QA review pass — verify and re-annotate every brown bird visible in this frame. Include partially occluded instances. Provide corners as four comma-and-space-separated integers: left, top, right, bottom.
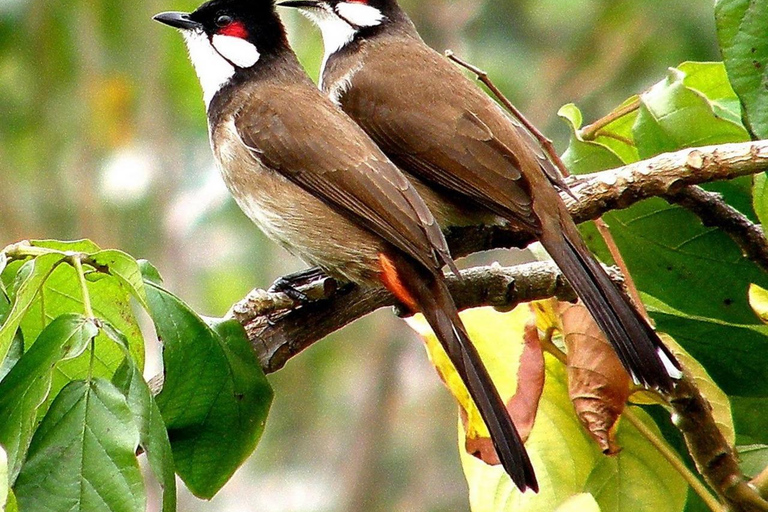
280, 0, 682, 391
154, 0, 538, 492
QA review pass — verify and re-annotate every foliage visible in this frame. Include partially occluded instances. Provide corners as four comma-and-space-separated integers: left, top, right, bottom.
0, 241, 272, 511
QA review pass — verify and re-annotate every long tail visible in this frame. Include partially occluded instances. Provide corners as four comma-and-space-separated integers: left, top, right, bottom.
380, 252, 538, 492
539, 211, 682, 391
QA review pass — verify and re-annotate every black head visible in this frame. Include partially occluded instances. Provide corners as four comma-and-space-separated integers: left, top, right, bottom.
154, 0, 293, 106
279, 0, 401, 25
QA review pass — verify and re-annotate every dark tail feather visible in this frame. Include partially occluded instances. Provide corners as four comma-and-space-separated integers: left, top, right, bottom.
392, 255, 538, 492
540, 219, 682, 391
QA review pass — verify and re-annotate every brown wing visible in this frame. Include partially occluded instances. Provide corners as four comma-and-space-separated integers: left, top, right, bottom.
234, 83, 456, 274
335, 40, 550, 233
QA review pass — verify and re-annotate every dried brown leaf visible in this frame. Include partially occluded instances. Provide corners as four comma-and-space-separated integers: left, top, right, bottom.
560, 301, 631, 455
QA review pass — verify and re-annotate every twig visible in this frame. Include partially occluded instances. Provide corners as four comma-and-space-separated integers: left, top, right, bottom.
579, 99, 641, 141
623, 406, 723, 511
594, 219, 650, 320
665, 185, 768, 273
752, 465, 768, 499
670, 377, 768, 511
444, 50, 571, 181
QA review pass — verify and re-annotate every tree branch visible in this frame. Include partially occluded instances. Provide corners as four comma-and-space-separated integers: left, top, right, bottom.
441, 140, 768, 258
225, 140, 768, 510
231, 140, 768, 372
665, 185, 768, 273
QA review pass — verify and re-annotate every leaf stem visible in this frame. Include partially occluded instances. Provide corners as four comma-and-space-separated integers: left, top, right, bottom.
2, 241, 53, 260
578, 99, 641, 141
623, 408, 722, 512
71, 255, 95, 319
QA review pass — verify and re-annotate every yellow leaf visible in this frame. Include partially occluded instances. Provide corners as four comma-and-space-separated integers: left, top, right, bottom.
657, 333, 735, 445
555, 493, 601, 512
748, 283, 768, 323
406, 306, 531, 439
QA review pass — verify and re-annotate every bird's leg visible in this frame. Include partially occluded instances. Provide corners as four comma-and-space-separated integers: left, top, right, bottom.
269, 266, 339, 304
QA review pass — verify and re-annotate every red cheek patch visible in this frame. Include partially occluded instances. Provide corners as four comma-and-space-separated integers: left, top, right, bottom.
219, 20, 248, 39
349, 0, 369, 3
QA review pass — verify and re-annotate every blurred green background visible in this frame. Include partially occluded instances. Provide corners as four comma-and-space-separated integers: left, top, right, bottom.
0, 0, 719, 510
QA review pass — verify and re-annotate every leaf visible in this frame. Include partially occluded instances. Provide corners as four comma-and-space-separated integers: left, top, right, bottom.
736, 444, 768, 477
0, 253, 8, 299
748, 283, 768, 323
144, 279, 272, 499
584, 408, 687, 512
657, 333, 735, 445
716, 0, 768, 138
559, 301, 631, 455
555, 493, 601, 512
0, 253, 65, 366
108, 325, 176, 512
407, 306, 544, 464
28, 239, 102, 253
752, 173, 768, 229
460, 347, 599, 511
16, 261, 145, 405
634, 65, 749, 159
558, 103, 626, 175
0, 314, 98, 483
89, 250, 149, 310
14, 379, 145, 512
644, 295, 768, 397
732, 396, 768, 444
0, 445, 7, 511
103, 323, 177, 512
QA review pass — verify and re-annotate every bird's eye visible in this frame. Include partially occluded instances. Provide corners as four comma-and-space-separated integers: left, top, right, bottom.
215, 14, 233, 27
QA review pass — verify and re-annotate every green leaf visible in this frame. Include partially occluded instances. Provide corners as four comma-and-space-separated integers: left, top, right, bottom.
732, 396, 768, 444
0, 253, 8, 299
737, 444, 768, 478
28, 239, 102, 253
89, 250, 149, 310
106, 325, 177, 512
678, 62, 745, 126
753, 173, 768, 230
584, 409, 687, 512
0, 445, 7, 511
5, 489, 17, 512
716, 0, 768, 138
644, 295, 768, 397
558, 103, 626, 175
598, 198, 767, 325
0, 253, 65, 366
634, 66, 749, 159
0, 314, 98, 483
144, 279, 272, 498
18, 261, 145, 402
137, 259, 163, 286
14, 379, 145, 512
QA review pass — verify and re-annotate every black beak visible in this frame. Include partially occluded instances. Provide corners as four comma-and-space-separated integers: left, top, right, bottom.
153, 11, 202, 30
277, 0, 322, 8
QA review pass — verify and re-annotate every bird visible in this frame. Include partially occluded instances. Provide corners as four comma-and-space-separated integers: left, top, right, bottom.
154, 0, 539, 492
279, 0, 683, 391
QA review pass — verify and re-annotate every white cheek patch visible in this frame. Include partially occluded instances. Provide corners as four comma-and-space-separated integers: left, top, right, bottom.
212, 34, 261, 68
182, 30, 236, 108
301, 8, 356, 55
300, 7, 357, 81
336, 2, 385, 27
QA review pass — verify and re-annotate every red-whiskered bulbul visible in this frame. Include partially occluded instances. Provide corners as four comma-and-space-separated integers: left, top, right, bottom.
281, 0, 682, 391
154, 0, 538, 492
